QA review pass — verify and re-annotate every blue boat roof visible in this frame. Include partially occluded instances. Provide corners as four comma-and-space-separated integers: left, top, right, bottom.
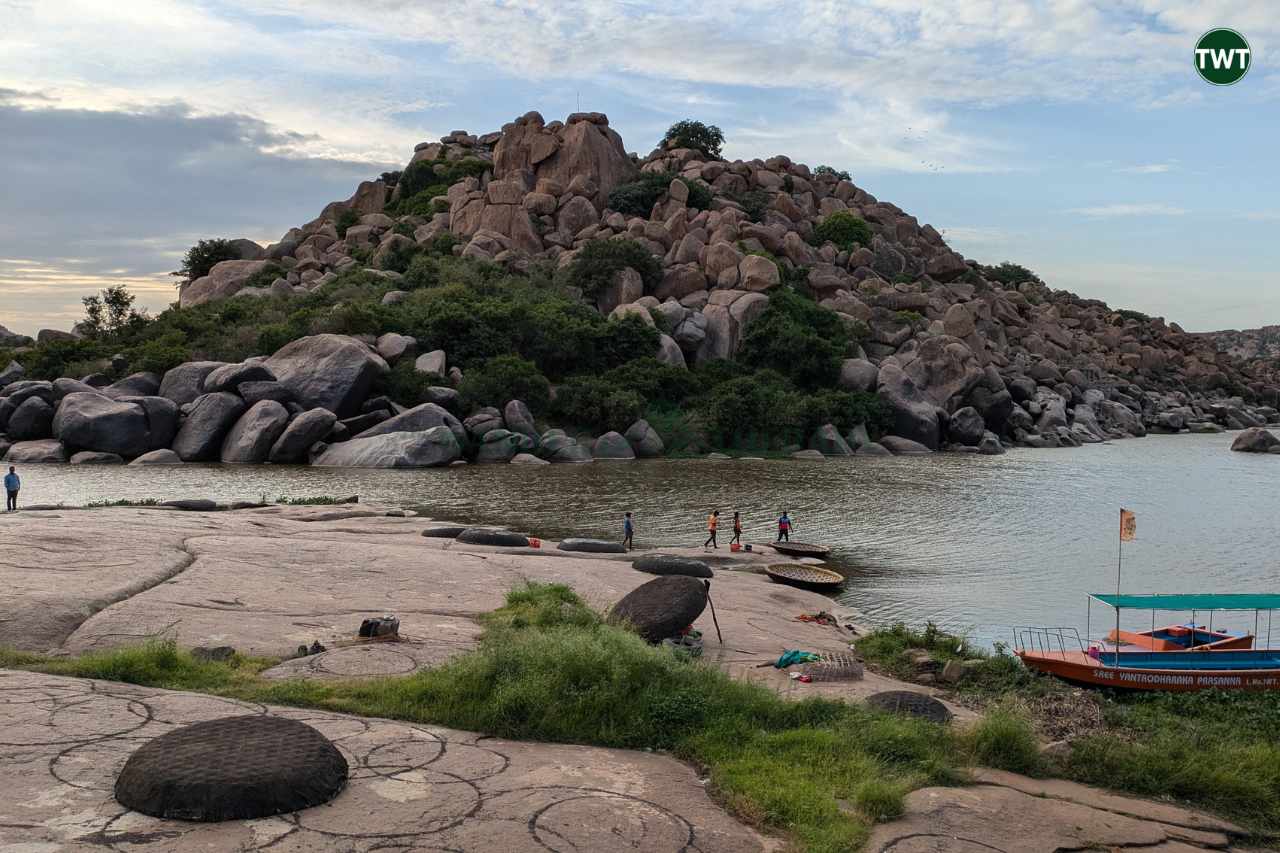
1091, 593, 1280, 610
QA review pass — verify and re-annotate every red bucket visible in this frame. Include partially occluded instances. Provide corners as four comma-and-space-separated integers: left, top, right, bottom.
729, 543, 741, 553
527, 537, 542, 548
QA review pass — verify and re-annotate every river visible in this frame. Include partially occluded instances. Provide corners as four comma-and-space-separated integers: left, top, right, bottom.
8, 432, 1278, 648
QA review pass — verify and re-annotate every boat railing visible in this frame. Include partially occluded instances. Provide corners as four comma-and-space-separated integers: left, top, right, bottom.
1012, 626, 1086, 659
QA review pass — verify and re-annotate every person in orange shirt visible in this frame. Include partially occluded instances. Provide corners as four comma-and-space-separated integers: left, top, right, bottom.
703, 510, 719, 550
730, 511, 742, 545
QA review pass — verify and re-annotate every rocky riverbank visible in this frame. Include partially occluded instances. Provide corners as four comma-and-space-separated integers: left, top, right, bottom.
5, 110, 1279, 465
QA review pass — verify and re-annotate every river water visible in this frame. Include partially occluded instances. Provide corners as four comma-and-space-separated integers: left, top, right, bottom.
8, 432, 1278, 648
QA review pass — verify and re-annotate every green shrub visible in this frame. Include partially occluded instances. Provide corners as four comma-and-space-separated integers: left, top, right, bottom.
662, 120, 724, 159
1115, 308, 1150, 323
562, 238, 662, 298
968, 707, 1041, 775
397, 156, 489, 199
379, 360, 446, 408
336, 208, 360, 238
737, 289, 851, 389
894, 310, 925, 326
811, 211, 873, 250
458, 355, 551, 413
983, 261, 1039, 287
126, 331, 191, 376
813, 164, 851, 181
851, 778, 906, 821
601, 357, 700, 409
173, 238, 240, 281
550, 377, 644, 432
391, 186, 449, 217
607, 172, 711, 216
732, 189, 772, 221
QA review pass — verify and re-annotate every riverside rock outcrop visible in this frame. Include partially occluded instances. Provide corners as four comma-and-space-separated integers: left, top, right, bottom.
7, 110, 1280, 466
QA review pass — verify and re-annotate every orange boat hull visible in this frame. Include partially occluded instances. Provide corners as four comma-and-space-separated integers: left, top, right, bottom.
1018, 651, 1280, 692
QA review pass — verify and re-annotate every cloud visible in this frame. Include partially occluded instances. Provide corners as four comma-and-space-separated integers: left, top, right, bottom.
1116, 162, 1176, 174
0, 92, 389, 334
1066, 203, 1188, 217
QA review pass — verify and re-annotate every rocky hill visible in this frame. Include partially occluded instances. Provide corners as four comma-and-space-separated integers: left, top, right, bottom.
1, 110, 1277, 467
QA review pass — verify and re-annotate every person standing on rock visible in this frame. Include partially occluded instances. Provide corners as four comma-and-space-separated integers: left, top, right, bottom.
777, 511, 793, 543
703, 510, 719, 550
731, 511, 743, 546
623, 512, 635, 551
4, 467, 18, 512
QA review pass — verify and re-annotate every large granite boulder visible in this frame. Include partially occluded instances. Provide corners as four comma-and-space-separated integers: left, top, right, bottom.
221, 400, 290, 464
159, 361, 227, 406
879, 435, 934, 455
130, 449, 183, 465
51, 392, 150, 457
265, 334, 388, 416
1231, 427, 1280, 453
70, 451, 123, 464
268, 408, 337, 464
4, 439, 67, 463
838, 358, 879, 393
876, 362, 940, 449
354, 402, 467, 448
312, 426, 461, 468
203, 362, 276, 394
475, 429, 527, 463
179, 259, 273, 307
172, 392, 247, 461
105, 372, 161, 399
503, 399, 539, 442
896, 336, 984, 410
948, 406, 986, 447
609, 576, 708, 643
809, 423, 853, 456
593, 431, 635, 460
8, 397, 54, 440
624, 419, 665, 457
464, 408, 504, 440
492, 110, 635, 208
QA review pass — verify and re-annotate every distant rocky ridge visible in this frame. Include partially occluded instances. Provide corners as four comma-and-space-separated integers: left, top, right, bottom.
3, 110, 1279, 466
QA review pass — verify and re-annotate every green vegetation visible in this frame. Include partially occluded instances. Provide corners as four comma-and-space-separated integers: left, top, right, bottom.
80, 285, 148, 338
385, 156, 490, 218
83, 498, 160, 508
811, 211, 873, 251
1114, 308, 1151, 323
813, 164, 851, 182
458, 355, 552, 414
662, 119, 724, 159
275, 495, 354, 505
607, 172, 712, 216
738, 289, 851, 388
732, 188, 772, 222
335, 208, 360, 238
857, 622, 1280, 837
560, 237, 663, 298
550, 377, 644, 433
982, 261, 1039, 287
172, 238, 241, 282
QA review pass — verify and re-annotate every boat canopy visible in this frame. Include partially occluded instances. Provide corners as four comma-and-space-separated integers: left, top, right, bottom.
1090, 593, 1280, 611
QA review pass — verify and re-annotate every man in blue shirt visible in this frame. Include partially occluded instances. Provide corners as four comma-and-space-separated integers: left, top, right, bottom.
4, 467, 18, 511
623, 512, 634, 551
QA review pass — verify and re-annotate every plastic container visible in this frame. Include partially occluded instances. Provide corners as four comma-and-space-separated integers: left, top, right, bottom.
527, 537, 542, 548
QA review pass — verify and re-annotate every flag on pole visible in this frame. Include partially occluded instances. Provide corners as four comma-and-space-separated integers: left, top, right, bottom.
1120, 508, 1136, 541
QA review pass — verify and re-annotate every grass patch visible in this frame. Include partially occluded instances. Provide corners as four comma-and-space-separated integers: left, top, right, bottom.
274, 495, 357, 505
83, 498, 160, 508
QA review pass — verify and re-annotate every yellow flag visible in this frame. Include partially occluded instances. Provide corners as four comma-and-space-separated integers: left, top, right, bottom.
1120, 508, 1136, 542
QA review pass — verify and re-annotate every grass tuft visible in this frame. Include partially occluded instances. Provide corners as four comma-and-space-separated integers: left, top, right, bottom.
965, 705, 1041, 775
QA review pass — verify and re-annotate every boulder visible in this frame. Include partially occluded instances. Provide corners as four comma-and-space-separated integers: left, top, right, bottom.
876, 362, 940, 449
593, 431, 636, 459
238, 380, 296, 406
492, 110, 635, 208
53, 377, 100, 399
455, 527, 530, 547
179, 259, 273, 307
268, 408, 338, 464
557, 538, 627, 554
510, 453, 549, 465
977, 431, 1006, 455
8, 397, 54, 440
632, 555, 713, 578
4, 438, 67, 463
312, 425, 461, 468
791, 449, 826, 460
415, 350, 447, 377
70, 451, 123, 464
475, 429, 526, 463
597, 267, 644, 315
655, 333, 687, 368
896, 336, 984, 410
203, 362, 276, 394
464, 408, 504, 440
948, 406, 986, 446
221, 400, 290, 464
809, 423, 853, 455
856, 442, 893, 456
738, 255, 780, 292
609, 576, 708, 643
0, 360, 25, 388
503, 399, 539, 442
838, 358, 879, 393
375, 333, 418, 364
624, 419, 665, 458
105, 372, 161, 398
354, 402, 467, 448
1230, 427, 1280, 453
130, 449, 183, 465
160, 362, 228, 406
879, 436, 934, 455
265, 334, 388, 416
51, 392, 150, 457
172, 392, 247, 461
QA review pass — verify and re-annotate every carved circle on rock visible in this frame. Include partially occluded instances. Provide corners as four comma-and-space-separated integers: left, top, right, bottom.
865, 690, 953, 724
609, 576, 708, 643
114, 715, 348, 821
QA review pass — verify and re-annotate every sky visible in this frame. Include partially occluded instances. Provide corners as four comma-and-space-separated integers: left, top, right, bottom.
0, 0, 1277, 336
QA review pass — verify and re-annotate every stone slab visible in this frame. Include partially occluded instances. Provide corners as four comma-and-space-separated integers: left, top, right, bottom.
0, 669, 766, 851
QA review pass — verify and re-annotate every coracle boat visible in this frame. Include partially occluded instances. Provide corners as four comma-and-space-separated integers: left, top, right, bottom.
765, 564, 844, 591
769, 541, 831, 558
1015, 593, 1280, 692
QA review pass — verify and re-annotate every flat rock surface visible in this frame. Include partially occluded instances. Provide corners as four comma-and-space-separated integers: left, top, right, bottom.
0, 669, 766, 852
1, 505, 965, 716
864, 768, 1251, 852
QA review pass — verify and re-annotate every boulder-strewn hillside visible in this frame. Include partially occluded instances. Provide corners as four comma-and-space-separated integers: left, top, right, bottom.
2, 110, 1277, 467
1201, 326, 1280, 388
